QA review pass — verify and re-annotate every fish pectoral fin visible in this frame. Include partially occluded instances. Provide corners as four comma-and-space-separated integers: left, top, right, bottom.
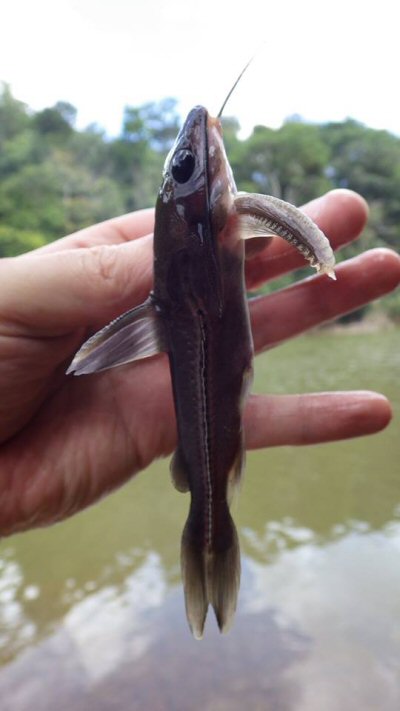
67, 297, 164, 375
234, 192, 336, 279
170, 448, 190, 493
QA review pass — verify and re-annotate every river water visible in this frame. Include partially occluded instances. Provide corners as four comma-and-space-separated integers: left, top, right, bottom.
0, 329, 399, 710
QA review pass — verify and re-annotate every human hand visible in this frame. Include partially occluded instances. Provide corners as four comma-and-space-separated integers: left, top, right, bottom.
0, 190, 398, 535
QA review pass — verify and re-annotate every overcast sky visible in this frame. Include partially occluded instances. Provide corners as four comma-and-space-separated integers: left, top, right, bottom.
2, 0, 399, 137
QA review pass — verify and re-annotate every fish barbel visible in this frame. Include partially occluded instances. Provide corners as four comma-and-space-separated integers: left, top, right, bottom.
67, 106, 335, 638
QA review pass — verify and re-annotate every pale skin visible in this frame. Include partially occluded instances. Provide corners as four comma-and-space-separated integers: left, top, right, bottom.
0, 189, 399, 536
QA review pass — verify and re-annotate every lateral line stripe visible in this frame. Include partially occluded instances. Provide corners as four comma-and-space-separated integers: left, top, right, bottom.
198, 311, 213, 549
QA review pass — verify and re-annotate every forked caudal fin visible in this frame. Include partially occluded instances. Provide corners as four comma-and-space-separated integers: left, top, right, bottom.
181, 507, 240, 640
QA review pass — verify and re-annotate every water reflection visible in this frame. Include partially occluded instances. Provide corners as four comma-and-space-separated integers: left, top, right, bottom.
0, 552, 37, 662
0, 549, 310, 711
0, 330, 399, 709
63, 551, 166, 683
1, 520, 400, 710
244, 521, 400, 710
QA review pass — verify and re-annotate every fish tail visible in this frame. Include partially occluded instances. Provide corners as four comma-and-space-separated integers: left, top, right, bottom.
181, 506, 240, 639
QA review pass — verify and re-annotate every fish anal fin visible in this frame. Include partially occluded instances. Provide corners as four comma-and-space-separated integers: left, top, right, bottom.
67, 297, 164, 375
227, 441, 245, 505
227, 363, 253, 503
170, 449, 190, 493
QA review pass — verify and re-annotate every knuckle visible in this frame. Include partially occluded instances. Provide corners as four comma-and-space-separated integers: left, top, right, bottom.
81, 244, 130, 305
89, 244, 120, 284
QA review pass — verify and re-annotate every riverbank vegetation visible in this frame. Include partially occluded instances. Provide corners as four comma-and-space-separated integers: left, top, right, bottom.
1, 83, 399, 319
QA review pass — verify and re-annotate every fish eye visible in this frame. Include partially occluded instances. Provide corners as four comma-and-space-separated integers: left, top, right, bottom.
171, 149, 195, 183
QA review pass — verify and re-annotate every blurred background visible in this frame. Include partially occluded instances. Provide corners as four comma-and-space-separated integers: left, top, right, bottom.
1, 1, 399, 709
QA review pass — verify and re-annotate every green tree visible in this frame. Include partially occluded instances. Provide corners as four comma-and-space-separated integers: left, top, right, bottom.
0, 225, 46, 257
33, 106, 73, 140
322, 119, 400, 249
231, 119, 332, 203
0, 83, 30, 142
108, 99, 180, 210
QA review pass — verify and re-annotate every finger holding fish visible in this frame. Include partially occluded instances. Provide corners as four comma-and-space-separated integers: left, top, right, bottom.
0, 370, 390, 540
250, 247, 400, 352
31, 208, 155, 255
243, 390, 392, 450
0, 235, 154, 336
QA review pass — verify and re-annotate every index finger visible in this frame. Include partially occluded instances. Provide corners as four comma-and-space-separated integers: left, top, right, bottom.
31, 208, 155, 255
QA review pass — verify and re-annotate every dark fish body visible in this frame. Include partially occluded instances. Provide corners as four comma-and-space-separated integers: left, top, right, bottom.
153, 107, 252, 636
68, 104, 335, 638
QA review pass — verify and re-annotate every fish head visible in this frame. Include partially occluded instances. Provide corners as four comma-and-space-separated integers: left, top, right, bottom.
153, 106, 242, 313
156, 106, 236, 250
161, 105, 207, 205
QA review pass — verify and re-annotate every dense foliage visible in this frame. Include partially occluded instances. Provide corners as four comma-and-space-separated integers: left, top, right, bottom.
1, 83, 399, 317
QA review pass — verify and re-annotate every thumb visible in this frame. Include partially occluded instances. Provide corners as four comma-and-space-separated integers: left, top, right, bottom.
0, 235, 153, 335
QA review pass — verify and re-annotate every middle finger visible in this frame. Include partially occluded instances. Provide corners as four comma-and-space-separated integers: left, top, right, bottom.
249, 248, 400, 352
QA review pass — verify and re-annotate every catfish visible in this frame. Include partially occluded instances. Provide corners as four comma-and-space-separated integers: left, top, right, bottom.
68, 106, 335, 638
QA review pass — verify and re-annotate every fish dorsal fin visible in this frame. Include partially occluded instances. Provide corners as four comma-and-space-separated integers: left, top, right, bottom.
67, 297, 164, 375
